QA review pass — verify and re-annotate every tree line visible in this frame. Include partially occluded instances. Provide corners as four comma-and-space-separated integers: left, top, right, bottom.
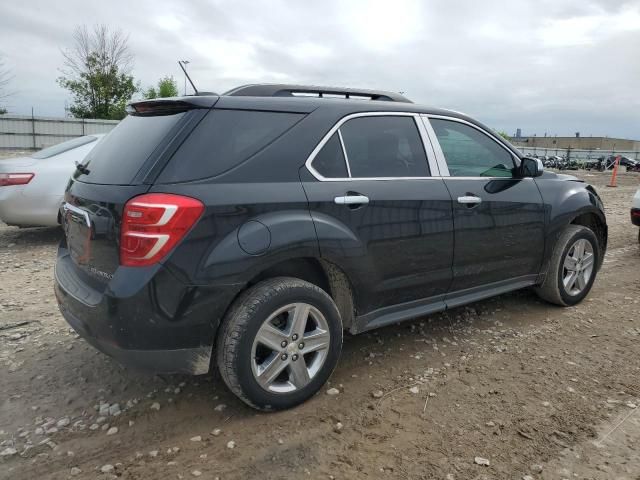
0, 24, 180, 119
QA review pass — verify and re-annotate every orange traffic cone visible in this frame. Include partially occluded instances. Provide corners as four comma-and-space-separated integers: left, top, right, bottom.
607, 155, 620, 187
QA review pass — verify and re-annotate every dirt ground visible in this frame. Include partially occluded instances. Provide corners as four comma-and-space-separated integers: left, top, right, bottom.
1, 166, 639, 480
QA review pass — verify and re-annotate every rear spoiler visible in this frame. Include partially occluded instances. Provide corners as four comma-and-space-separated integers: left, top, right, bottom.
127, 96, 219, 116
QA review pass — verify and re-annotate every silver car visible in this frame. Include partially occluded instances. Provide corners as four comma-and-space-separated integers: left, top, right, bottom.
0, 134, 103, 227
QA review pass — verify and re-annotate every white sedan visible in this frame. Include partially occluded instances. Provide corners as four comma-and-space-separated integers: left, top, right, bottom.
0, 134, 104, 227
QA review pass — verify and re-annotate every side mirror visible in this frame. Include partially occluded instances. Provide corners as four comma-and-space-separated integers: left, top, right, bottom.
521, 157, 544, 177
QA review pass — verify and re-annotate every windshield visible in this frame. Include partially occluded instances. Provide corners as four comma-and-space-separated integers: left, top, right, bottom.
32, 136, 98, 159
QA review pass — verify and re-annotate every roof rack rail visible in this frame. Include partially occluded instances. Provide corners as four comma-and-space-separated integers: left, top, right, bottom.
223, 84, 412, 103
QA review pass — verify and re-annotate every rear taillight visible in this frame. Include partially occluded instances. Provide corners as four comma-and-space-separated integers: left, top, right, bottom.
0, 173, 34, 187
120, 193, 204, 267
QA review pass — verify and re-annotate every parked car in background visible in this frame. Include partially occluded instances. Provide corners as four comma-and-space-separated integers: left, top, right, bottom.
632, 188, 640, 243
617, 156, 640, 172
584, 158, 604, 171
0, 134, 104, 227
598, 156, 640, 172
54, 84, 607, 410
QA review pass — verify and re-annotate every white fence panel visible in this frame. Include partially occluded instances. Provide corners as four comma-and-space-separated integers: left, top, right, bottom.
0, 114, 119, 149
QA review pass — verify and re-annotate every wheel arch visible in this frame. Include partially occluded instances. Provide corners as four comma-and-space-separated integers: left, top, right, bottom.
218, 256, 356, 337
570, 211, 607, 266
540, 203, 607, 282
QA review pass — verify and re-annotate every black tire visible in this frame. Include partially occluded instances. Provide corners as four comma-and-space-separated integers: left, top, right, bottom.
216, 277, 343, 411
535, 225, 600, 306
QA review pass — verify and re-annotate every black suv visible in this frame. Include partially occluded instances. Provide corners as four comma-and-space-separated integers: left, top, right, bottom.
55, 84, 607, 410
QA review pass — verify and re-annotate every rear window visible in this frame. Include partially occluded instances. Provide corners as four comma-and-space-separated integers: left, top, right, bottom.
157, 109, 304, 183
33, 136, 97, 159
79, 113, 187, 184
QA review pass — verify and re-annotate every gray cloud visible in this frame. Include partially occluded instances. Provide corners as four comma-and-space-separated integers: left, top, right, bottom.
0, 0, 638, 138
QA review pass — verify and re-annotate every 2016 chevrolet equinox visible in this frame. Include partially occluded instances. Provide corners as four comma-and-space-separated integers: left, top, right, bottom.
55, 84, 607, 410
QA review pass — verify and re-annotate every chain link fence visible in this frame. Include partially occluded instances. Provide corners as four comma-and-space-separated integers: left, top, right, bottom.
517, 146, 640, 163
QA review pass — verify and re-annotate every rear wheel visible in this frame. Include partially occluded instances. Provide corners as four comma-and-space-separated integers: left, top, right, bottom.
216, 277, 343, 411
535, 225, 600, 306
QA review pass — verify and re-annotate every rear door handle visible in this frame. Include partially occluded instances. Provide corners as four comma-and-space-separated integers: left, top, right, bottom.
334, 195, 369, 206
457, 195, 482, 205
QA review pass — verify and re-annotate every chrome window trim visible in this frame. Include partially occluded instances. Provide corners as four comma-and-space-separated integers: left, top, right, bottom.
422, 114, 522, 179
305, 111, 440, 181
419, 115, 450, 176
443, 176, 533, 181
336, 129, 352, 177
415, 114, 442, 176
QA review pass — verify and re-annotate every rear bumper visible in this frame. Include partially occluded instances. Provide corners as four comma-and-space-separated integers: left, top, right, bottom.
631, 208, 640, 227
58, 299, 212, 374
54, 246, 241, 374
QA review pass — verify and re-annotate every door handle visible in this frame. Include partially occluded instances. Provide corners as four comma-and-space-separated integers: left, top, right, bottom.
457, 195, 482, 205
334, 195, 369, 206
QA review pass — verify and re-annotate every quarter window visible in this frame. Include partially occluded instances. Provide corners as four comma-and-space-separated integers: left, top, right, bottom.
312, 133, 348, 178
430, 119, 514, 177
157, 109, 304, 183
340, 116, 430, 178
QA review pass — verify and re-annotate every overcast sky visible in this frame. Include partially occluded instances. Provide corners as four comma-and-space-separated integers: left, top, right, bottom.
1, 0, 639, 138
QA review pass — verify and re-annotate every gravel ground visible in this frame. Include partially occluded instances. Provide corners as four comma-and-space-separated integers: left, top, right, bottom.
0, 169, 639, 480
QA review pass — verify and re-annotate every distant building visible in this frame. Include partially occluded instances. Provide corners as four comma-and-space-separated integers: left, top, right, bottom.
511, 136, 640, 151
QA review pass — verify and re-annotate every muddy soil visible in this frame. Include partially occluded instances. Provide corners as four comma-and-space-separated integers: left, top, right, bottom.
1, 169, 639, 479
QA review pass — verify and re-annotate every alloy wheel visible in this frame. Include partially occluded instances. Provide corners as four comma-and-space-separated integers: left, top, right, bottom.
251, 303, 331, 393
562, 238, 595, 296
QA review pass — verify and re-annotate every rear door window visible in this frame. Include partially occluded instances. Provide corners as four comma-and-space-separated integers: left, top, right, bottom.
339, 116, 430, 178
157, 109, 304, 183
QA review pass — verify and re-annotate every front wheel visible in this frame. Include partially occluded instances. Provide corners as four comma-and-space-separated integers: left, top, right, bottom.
535, 225, 600, 306
216, 277, 343, 411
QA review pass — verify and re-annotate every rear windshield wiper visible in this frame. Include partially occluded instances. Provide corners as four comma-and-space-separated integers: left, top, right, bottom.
75, 161, 90, 175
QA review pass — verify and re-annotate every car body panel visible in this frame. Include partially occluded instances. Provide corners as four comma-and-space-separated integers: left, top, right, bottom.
442, 177, 545, 291
149, 181, 319, 287
534, 171, 607, 272
0, 135, 102, 227
301, 171, 454, 315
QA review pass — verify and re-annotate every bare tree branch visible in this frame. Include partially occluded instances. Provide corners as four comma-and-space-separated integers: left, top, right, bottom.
0, 55, 13, 113
60, 24, 133, 77
0, 55, 12, 100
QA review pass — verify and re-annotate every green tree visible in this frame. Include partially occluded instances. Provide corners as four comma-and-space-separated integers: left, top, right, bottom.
495, 130, 511, 141
144, 76, 179, 99
57, 25, 138, 120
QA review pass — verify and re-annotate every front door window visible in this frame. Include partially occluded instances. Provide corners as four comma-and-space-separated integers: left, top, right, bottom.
430, 119, 515, 177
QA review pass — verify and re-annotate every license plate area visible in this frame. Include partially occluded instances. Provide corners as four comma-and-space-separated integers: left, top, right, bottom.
63, 203, 92, 265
